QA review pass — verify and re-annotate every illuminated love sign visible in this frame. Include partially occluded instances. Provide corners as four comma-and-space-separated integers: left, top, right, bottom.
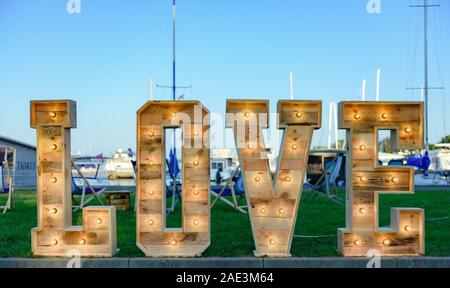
226, 100, 321, 257
30, 100, 117, 257
136, 101, 210, 257
338, 101, 425, 256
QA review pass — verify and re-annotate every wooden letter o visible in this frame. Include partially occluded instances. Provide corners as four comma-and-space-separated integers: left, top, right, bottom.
136, 101, 210, 257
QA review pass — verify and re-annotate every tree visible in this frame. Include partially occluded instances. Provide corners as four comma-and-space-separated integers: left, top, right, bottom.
439, 135, 450, 144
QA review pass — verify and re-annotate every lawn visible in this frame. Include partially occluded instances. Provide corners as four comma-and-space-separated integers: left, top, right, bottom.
0, 189, 449, 257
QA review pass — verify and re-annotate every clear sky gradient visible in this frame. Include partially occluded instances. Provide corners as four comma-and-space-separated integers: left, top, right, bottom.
0, 0, 449, 155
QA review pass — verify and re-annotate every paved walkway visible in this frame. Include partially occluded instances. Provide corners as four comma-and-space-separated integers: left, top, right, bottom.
0, 257, 449, 268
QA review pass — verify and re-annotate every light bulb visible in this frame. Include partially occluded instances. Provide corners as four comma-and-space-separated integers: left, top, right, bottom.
148, 190, 155, 196
79, 239, 86, 245
49, 112, 57, 118
279, 208, 285, 214
149, 160, 154, 166
51, 177, 57, 183
285, 177, 291, 183
260, 208, 266, 214
149, 131, 155, 137
359, 145, 366, 151
194, 131, 199, 136
354, 240, 361, 246
148, 219, 155, 226
292, 144, 298, 150
171, 112, 176, 118
96, 218, 102, 225
296, 112, 302, 118
360, 176, 368, 182
382, 113, 388, 119
248, 143, 254, 149
52, 239, 58, 246
193, 160, 200, 166
50, 144, 58, 151
383, 239, 391, 246
244, 112, 250, 118
391, 177, 400, 183
170, 239, 177, 246
354, 113, 361, 120
359, 207, 366, 214
51, 208, 58, 214
404, 225, 412, 232
193, 219, 199, 226
254, 176, 261, 182
405, 127, 412, 133
269, 239, 276, 245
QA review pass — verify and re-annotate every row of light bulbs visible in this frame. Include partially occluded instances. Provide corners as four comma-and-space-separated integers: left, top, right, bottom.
358, 175, 400, 183
353, 112, 413, 133
243, 111, 303, 119
254, 176, 291, 183
49, 218, 103, 246
148, 130, 200, 138
147, 218, 200, 227
260, 207, 286, 215
353, 224, 413, 247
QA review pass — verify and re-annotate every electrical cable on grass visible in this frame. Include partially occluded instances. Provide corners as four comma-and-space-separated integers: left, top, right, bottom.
293, 235, 335, 238
426, 216, 449, 222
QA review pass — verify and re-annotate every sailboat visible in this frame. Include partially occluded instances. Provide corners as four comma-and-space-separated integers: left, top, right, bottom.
405, 0, 449, 187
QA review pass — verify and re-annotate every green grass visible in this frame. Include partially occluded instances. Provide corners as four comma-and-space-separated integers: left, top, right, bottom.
0, 189, 449, 257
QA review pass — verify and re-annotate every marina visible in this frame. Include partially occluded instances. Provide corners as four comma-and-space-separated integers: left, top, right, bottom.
0, 0, 449, 269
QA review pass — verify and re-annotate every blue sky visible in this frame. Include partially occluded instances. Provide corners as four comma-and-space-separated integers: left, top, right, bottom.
0, 0, 449, 155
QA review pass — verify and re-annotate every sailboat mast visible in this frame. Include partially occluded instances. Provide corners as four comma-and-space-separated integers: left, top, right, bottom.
409, 0, 442, 150
424, 0, 429, 150
172, 0, 176, 101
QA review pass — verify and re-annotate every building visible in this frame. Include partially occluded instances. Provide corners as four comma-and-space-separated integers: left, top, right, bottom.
0, 135, 36, 189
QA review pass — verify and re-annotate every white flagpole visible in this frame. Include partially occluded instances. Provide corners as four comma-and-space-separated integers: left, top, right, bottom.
149, 74, 153, 100
376, 69, 381, 101
289, 72, 294, 100
328, 102, 333, 149
362, 80, 367, 101
334, 102, 339, 149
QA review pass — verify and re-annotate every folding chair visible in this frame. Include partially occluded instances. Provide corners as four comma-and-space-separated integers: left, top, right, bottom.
71, 160, 106, 212
211, 166, 247, 213
304, 152, 345, 205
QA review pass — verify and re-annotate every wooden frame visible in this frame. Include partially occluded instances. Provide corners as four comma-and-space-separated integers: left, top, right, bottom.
136, 101, 210, 257
0, 147, 16, 214
338, 101, 425, 256
30, 100, 117, 257
226, 99, 321, 257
